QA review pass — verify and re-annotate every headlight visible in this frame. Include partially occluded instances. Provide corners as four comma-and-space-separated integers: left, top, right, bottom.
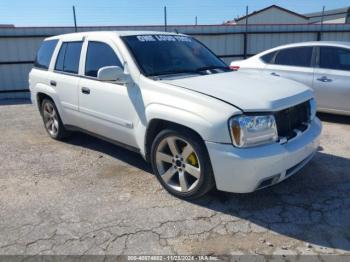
229, 114, 278, 148
310, 98, 317, 121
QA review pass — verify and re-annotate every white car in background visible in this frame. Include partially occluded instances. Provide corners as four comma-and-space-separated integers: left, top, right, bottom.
230, 41, 350, 116
29, 31, 321, 199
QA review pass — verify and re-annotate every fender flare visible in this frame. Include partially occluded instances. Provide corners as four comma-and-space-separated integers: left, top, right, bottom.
34, 83, 64, 116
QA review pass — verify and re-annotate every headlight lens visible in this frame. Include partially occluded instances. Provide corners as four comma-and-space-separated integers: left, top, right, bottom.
229, 114, 278, 148
310, 98, 317, 121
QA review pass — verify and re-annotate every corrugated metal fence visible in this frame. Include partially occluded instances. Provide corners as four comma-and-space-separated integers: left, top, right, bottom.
1, 24, 350, 99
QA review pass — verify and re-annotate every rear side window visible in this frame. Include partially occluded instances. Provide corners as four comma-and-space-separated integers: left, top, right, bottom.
274, 47, 313, 67
261, 51, 276, 64
319, 47, 350, 71
34, 39, 58, 69
55, 41, 83, 74
85, 42, 123, 77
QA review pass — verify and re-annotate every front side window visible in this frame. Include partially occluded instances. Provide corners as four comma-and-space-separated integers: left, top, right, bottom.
122, 35, 229, 77
274, 47, 313, 67
55, 41, 83, 74
34, 39, 58, 69
85, 42, 123, 77
319, 47, 350, 71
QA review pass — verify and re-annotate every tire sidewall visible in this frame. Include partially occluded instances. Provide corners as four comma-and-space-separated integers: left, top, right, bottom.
41, 99, 64, 140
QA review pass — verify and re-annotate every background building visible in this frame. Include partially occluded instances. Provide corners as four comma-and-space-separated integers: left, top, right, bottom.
225, 5, 350, 25
227, 5, 309, 25
306, 7, 350, 24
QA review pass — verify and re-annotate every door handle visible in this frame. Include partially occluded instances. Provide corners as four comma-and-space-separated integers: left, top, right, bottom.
50, 80, 57, 87
81, 87, 90, 94
317, 76, 332, 82
271, 72, 280, 77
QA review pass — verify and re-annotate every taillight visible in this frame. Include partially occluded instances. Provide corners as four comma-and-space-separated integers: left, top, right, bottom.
230, 65, 240, 71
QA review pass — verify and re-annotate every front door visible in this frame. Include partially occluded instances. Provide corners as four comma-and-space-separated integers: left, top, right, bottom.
78, 39, 138, 147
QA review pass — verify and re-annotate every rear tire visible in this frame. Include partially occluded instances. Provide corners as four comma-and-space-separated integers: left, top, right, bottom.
41, 98, 68, 140
151, 128, 215, 199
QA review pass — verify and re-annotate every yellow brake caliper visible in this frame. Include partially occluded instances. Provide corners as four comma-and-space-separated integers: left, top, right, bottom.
187, 152, 198, 167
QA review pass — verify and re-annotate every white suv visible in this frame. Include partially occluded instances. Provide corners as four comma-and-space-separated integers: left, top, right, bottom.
29, 31, 322, 199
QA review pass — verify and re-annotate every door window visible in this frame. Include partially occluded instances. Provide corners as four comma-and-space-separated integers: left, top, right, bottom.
85, 41, 123, 77
319, 47, 350, 71
55, 41, 83, 74
274, 47, 313, 67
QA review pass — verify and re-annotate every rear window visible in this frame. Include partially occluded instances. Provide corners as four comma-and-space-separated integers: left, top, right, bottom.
55, 41, 83, 74
34, 39, 58, 69
274, 47, 313, 67
261, 51, 276, 64
319, 47, 350, 71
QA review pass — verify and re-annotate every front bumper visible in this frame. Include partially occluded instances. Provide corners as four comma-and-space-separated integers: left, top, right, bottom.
206, 117, 322, 193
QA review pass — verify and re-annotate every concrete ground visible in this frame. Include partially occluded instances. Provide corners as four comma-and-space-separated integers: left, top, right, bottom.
0, 102, 350, 256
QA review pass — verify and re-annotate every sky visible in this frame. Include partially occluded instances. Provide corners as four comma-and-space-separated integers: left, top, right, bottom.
0, 0, 349, 27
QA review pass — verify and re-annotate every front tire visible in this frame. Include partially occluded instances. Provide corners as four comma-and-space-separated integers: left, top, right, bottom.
41, 98, 68, 140
151, 128, 215, 199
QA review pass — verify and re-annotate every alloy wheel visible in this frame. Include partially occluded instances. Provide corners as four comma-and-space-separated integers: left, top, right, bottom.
42, 102, 59, 137
155, 136, 201, 193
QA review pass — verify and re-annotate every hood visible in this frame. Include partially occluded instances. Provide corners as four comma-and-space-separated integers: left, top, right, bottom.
161, 71, 313, 112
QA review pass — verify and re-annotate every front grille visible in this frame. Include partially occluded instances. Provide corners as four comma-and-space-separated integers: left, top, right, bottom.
274, 101, 310, 141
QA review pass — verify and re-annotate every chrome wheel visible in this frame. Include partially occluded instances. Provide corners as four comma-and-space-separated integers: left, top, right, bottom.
42, 102, 59, 137
155, 136, 201, 193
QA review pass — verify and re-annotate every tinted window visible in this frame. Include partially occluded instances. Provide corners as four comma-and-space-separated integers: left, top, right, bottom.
34, 39, 58, 69
275, 47, 313, 67
261, 51, 276, 64
55, 43, 67, 71
85, 42, 122, 77
122, 35, 228, 76
319, 47, 350, 71
55, 41, 82, 74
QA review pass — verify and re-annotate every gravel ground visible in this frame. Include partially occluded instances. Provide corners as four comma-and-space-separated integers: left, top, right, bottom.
0, 101, 350, 256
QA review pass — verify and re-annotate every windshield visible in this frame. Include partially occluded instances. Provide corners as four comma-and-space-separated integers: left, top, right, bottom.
122, 34, 229, 77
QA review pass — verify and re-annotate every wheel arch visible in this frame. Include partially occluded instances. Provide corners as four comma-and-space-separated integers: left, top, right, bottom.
33, 83, 63, 117
144, 118, 207, 162
36, 92, 54, 113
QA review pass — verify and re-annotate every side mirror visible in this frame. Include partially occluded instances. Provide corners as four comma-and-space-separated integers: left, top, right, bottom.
97, 66, 130, 84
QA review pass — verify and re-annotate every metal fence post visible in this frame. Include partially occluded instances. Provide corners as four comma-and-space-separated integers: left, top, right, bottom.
243, 6, 249, 59
72, 6, 77, 32
318, 6, 325, 41
164, 6, 167, 32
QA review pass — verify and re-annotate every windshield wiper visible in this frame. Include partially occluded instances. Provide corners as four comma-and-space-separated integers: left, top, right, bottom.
195, 65, 231, 72
148, 69, 202, 77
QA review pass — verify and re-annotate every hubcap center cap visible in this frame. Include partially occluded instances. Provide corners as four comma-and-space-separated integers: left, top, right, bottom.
175, 160, 182, 167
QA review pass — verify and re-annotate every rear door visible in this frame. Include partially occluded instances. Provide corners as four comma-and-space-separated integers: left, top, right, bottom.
313, 46, 350, 113
50, 40, 83, 125
263, 46, 315, 88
